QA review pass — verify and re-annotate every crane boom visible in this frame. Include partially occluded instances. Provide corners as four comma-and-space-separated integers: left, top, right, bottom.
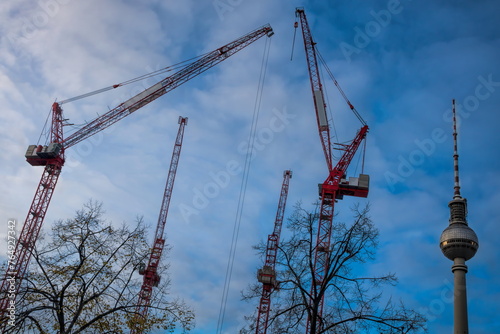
295, 8, 333, 171
131, 117, 187, 334
295, 8, 369, 334
0, 24, 274, 321
255, 170, 292, 334
63, 24, 274, 149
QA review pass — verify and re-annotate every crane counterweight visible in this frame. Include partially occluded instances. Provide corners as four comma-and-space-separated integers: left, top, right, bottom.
257, 265, 276, 286
25, 143, 63, 165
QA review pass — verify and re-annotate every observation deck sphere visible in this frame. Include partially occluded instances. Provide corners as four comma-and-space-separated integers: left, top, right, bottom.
440, 223, 478, 261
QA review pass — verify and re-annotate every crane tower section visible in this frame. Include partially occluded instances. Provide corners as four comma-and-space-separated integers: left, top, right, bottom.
131, 116, 187, 334
255, 170, 292, 334
295, 8, 369, 334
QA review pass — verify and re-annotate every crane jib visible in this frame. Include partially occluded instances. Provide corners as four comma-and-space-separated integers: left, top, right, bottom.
122, 82, 165, 113
62, 25, 273, 150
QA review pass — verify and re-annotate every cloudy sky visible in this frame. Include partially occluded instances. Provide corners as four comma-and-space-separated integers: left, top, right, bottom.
1, 0, 499, 333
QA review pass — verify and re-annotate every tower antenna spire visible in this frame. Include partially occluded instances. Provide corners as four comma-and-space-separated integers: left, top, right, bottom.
452, 99, 461, 198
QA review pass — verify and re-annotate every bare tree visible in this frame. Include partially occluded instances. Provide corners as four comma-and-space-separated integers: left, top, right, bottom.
2, 200, 194, 334
242, 202, 426, 334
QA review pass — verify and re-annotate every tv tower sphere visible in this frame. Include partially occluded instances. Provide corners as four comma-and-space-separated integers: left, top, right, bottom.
440, 214, 479, 261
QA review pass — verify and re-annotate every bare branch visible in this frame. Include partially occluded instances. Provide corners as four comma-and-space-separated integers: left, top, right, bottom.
240, 202, 427, 334
8, 200, 194, 334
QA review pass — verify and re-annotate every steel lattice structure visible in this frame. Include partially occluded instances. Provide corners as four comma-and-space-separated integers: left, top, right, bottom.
131, 117, 187, 333
295, 8, 369, 333
0, 24, 274, 323
254, 170, 292, 334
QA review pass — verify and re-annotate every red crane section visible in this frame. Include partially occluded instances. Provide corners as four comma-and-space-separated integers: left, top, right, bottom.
255, 170, 292, 334
295, 8, 369, 334
3, 104, 66, 309
312, 126, 368, 333
0, 24, 274, 319
131, 117, 187, 333
295, 10, 333, 171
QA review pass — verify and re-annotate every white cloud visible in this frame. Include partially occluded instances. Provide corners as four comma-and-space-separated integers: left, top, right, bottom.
1, 1, 500, 333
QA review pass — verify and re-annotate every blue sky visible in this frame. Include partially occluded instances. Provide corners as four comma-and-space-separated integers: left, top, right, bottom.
1, 0, 499, 333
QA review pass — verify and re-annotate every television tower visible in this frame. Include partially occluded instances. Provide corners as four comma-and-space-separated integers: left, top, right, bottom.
439, 99, 479, 333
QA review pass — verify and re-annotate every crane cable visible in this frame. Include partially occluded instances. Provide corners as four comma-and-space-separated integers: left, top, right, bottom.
49, 52, 212, 144
352, 136, 367, 176
316, 48, 367, 126
58, 53, 211, 105
290, 20, 298, 61
362, 136, 367, 173
315, 47, 368, 173
318, 61, 340, 161
58, 26, 279, 106
37, 106, 53, 146
216, 36, 272, 334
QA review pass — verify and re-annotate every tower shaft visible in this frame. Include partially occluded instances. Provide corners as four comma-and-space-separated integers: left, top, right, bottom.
452, 258, 469, 334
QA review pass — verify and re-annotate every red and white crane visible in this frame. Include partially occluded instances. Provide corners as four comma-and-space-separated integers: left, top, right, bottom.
255, 170, 292, 334
0, 24, 274, 319
131, 116, 187, 333
295, 8, 369, 333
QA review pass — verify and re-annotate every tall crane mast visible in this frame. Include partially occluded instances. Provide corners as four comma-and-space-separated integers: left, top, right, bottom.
255, 170, 293, 334
0, 24, 274, 320
295, 8, 369, 334
131, 116, 187, 334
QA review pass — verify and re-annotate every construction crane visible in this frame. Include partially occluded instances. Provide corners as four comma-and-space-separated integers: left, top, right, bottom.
0, 24, 274, 320
294, 8, 369, 333
255, 170, 293, 334
131, 116, 187, 333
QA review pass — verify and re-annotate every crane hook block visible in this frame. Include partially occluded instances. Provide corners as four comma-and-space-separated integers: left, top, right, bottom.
266, 27, 275, 37
138, 263, 146, 275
